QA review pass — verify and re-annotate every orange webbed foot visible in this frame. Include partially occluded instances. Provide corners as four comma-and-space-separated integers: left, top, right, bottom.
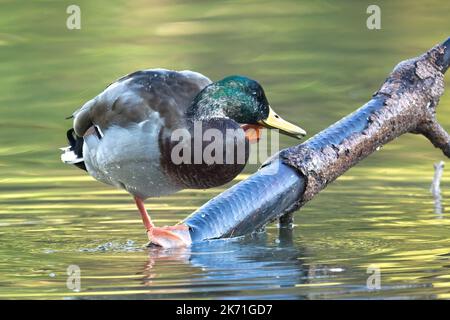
147, 225, 192, 248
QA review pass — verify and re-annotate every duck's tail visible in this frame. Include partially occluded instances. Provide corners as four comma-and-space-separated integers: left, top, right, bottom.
60, 128, 87, 171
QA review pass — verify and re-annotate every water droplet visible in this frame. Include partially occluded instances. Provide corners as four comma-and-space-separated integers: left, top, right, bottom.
49, 273, 56, 278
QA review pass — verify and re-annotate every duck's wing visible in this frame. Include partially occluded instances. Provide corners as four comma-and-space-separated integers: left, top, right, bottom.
71, 69, 212, 137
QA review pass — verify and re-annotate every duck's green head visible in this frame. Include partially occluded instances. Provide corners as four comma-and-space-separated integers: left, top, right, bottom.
188, 75, 306, 139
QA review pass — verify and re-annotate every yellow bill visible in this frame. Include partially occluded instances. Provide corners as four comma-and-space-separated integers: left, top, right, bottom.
257, 107, 307, 139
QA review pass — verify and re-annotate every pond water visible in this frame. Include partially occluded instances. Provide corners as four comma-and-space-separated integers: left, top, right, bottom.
1, 0, 450, 299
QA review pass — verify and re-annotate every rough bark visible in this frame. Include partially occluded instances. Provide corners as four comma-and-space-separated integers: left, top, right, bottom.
278, 37, 450, 210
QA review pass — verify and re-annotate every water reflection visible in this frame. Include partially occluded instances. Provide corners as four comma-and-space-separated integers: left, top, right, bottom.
1, 0, 450, 299
142, 230, 345, 299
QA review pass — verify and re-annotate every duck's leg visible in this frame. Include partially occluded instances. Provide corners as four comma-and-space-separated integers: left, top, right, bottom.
134, 196, 192, 248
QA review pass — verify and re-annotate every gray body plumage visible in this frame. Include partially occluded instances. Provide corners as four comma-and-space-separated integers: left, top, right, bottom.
65, 69, 212, 199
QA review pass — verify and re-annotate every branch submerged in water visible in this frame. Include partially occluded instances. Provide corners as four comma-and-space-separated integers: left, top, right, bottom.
174, 37, 450, 245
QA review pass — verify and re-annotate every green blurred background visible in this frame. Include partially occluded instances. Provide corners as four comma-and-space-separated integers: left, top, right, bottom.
1, 0, 450, 299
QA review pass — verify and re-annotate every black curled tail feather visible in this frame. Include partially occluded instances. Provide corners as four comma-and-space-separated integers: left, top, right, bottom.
67, 128, 84, 158
65, 128, 87, 171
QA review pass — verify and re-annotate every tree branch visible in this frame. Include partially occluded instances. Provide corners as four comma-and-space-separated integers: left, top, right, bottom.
175, 37, 450, 244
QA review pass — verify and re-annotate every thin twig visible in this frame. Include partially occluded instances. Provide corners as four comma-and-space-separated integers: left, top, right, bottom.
431, 161, 445, 215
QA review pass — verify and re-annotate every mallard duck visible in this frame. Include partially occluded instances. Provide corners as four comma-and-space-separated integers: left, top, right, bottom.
61, 69, 306, 247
